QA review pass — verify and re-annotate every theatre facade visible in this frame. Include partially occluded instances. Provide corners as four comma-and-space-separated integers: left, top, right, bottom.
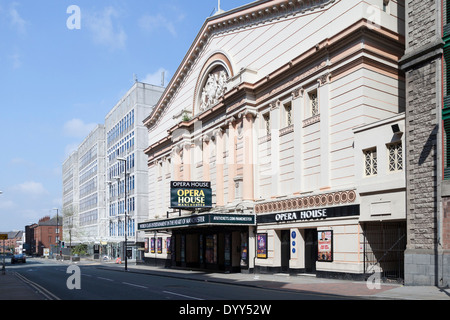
139, 0, 407, 279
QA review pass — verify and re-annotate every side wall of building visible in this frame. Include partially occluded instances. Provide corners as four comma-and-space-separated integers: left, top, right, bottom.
401, 0, 449, 286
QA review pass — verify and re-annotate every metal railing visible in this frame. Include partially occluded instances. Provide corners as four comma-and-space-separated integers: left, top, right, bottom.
363, 222, 406, 283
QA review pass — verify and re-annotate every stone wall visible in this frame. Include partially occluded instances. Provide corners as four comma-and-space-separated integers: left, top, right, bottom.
405, 60, 438, 251
401, 0, 450, 286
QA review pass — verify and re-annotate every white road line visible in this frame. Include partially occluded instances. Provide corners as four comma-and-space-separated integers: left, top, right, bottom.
97, 277, 114, 282
163, 290, 204, 300
122, 282, 148, 289
14, 272, 61, 301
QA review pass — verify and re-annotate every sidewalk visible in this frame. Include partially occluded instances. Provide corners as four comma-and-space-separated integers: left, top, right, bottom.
0, 271, 45, 300
1, 259, 449, 300
101, 261, 450, 300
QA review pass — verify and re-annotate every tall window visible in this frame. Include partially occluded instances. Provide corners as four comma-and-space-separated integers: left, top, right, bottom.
263, 113, 271, 136
309, 90, 319, 116
364, 148, 377, 176
284, 103, 292, 127
387, 142, 403, 172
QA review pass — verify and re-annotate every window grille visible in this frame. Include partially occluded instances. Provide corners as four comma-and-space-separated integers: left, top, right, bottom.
285, 104, 292, 127
310, 91, 318, 116
264, 113, 271, 136
388, 142, 403, 172
364, 148, 377, 176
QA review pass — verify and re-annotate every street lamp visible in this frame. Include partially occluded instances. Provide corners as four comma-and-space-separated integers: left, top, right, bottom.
0, 191, 4, 274
116, 156, 128, 271
53, 208, 61, 260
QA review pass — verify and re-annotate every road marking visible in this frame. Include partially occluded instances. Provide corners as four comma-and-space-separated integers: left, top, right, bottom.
163, 290, 204, 300
97, 277, 114, 282
14, 272, 61, 301
122, 282, 148, 289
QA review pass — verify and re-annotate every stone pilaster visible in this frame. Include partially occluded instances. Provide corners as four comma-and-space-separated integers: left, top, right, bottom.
400, 0, 448, 286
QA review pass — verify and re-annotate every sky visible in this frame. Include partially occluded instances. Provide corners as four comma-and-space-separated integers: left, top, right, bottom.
0, 0, 253, 231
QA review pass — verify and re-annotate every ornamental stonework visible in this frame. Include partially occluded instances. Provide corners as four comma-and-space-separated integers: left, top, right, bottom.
199, 66, 229, 113
254, 190, 357, 214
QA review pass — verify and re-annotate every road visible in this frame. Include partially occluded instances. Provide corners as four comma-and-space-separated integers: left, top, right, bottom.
8, 258, 349, 301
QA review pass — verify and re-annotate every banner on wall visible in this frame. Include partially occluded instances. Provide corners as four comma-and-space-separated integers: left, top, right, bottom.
166, 237, 171, 255
317, 230, 333, 262
157, 237, 162, 254
150, 238, 155, 254
257, 233, 268, 259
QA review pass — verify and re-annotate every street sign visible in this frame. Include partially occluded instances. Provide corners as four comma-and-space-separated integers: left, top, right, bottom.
0, 234, 7, 240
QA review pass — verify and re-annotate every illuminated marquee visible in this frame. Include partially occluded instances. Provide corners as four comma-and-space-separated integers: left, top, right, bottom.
170, 181, 212, 209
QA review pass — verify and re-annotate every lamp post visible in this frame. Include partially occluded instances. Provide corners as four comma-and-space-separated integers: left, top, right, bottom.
0, 191, 4, 274
106, 180, 112, 260
53, 208, 61, 260
116, 157, 128, 271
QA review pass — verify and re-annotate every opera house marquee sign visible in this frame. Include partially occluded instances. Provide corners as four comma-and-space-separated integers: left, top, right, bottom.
256, 204, 360, 224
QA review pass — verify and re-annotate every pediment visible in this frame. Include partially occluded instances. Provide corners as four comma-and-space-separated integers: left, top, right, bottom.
143, 0, 337, 130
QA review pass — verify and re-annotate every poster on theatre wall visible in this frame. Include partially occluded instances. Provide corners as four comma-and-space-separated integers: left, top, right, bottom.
257, 234, 268, 259
317, 230, 333, 262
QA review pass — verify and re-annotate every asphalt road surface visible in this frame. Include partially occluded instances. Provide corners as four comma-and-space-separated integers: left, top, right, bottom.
8, 258, 348, 301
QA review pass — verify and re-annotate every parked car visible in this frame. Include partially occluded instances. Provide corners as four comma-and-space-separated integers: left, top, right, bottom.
11, 254, 26, 264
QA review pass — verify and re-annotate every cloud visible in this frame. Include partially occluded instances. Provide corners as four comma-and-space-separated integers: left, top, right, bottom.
141, 68, 171, 86
64, 142, 80, 158
13, 181, 48, 197
63, 118, 97, 138
9, 2, 27, 34
85, 6, 127, 50
138, 13, 177, 37
8, 52, 22, 69
0, 200, 15, 210
10, 157, 32, 166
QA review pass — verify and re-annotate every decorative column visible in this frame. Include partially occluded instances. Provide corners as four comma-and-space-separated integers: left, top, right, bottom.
182, 141, 192, 181
242, 110, 257, 202
318, 73, 331, 190
227, 117, 236, 204
202, 135, 210, 182
270, 100, 280, 197
214, 128, 225, 207
172, 145, 182, 181
292, 87, 304, 194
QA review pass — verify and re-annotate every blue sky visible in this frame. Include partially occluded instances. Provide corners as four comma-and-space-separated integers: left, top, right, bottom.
0, 0, 252, 231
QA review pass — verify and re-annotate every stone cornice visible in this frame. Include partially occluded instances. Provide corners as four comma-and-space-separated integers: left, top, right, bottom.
144, 19, 404, 159
399, 37, 444, 71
